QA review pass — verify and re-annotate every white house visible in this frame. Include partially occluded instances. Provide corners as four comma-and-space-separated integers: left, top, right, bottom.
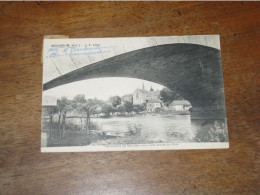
169, 100, 192, 111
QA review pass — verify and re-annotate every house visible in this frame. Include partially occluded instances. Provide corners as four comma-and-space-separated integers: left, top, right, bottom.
133, 88, 148, 105
146, 90, 160, 102
133, 84, 161, 106
169, 100, 192, 111
146, 98, 163, 112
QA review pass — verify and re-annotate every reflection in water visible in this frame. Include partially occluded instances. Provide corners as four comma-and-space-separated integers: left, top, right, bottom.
91, 114, 196, 144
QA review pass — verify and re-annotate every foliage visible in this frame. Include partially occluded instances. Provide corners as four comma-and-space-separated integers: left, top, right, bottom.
109, 96, 121, 107
56, 96, 73, 138
139, 105, 146, 112
42, 106, 58, 117
57, 97, 69, 112
87, 98, 104, 116
133, 105, 145, 114
127, 124, 141, 136
101, 104, 113, 116
133, 106, 139, 114
160, 87, 183, 106
194, 121, 228, 142
73, 94, 86, 104
111, 107, 117, 115
72, 94, 87, 115
58, 96, 73, 114
72, 95, 105, 116
124, 101, 133, 114
117, 105, 125, 115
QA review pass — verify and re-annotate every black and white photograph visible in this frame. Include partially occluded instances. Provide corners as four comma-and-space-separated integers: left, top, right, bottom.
41, 35, 229, 152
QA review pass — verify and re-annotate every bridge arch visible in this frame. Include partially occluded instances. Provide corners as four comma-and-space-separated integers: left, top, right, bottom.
43, 43, 226, 117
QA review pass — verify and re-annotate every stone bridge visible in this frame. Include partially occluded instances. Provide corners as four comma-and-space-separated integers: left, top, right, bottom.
43, 37, 226, 119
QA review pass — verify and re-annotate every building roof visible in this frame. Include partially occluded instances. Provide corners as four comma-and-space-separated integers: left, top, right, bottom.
170, 100, 191, 106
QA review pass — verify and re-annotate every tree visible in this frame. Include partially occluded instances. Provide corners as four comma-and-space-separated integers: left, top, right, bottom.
93, 106, 102, 117
72, 94, 87, 132
117, 105, 125, 115
101, 104, 113, 117
111, 107, 117, 115
109, 96, 121, 107
72, 95, 105, 134
42, 106, 58, 138
139, 105, 146, 113
79, 98, 94, 134
133, 105, 146, 114
86, 98, 105, 116
57, 97, 73, 138
160, 87, 183, 107
124, 101, 133, 114
57, 97, 72, 139
82, 103, 91, 134
73, 94, 87, 104
133, 106, 139, 114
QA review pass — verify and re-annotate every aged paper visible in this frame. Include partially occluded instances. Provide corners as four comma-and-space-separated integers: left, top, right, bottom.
41, 35, 229, 152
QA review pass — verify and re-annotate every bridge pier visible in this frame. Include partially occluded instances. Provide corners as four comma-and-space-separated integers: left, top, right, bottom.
190, 107, 226, 120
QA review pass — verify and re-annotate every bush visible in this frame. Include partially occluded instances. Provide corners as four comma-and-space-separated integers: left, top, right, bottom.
194, 120, 228, 142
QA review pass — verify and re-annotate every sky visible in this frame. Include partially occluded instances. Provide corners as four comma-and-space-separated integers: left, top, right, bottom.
43, 77, 166, 101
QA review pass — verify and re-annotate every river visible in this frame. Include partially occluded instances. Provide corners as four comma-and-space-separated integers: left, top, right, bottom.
91, 114, 198, 143
41, 113, 228, 147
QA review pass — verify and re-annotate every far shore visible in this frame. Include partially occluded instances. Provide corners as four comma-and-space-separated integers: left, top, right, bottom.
87, 110, 191, 119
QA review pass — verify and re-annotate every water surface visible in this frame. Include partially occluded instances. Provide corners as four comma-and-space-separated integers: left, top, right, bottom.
92, 114, 196, 143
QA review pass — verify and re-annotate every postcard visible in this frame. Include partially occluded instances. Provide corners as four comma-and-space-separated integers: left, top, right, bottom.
41, 35, 229, 152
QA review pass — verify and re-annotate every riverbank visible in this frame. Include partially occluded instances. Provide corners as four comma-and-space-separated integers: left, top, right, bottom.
44, 127, 143, 147
45, 128, 100, 147
94, 110, 190, 119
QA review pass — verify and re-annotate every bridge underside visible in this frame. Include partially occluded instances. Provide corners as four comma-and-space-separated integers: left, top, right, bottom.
43, 44, 226, 119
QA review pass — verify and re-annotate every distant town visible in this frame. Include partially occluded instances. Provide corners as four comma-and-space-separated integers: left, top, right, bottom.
41, 84, 193, 146
42, 84, 192, 118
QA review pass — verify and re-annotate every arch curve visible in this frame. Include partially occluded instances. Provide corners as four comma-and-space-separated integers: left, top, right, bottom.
43, 43, 225, 114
